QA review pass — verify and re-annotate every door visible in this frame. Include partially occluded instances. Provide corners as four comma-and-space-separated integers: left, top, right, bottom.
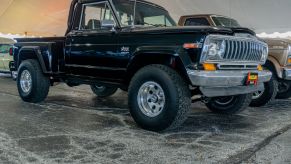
66, 1, 125, 80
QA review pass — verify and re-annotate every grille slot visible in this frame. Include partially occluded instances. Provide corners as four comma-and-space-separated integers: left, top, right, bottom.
221, 39, 267, 62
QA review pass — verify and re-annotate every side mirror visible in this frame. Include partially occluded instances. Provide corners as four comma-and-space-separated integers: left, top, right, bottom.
101, 19, 115, 28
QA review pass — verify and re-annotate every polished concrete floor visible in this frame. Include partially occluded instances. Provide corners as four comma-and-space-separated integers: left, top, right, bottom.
0, 74, 290, 164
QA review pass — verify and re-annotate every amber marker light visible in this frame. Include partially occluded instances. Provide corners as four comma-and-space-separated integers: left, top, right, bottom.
183, 43, 200, 49
203, 63, 216, 71
257, 65, 263, 71
288, 58, 291, 64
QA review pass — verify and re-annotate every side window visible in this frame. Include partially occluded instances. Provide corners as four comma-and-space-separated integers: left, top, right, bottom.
184, 18, 210, 26
79, 2, 116, 30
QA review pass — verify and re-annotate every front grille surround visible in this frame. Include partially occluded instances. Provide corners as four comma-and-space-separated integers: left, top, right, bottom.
200, 35, 268, 66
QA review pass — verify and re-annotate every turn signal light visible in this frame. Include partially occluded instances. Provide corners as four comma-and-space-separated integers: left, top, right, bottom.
183, 43, 200, 49
203, 63, 216, 71
9, 48, 13, 56
288, 58, 291, 64
257, 65, 263, 71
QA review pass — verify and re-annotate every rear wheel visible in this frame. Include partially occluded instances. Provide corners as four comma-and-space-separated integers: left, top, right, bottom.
90, 85, 117, 98
128, 65, 191, 131
205, 94, 252, 115
276, 81, 291, 99
250, 77, 278, 107
17, 59, 50, 103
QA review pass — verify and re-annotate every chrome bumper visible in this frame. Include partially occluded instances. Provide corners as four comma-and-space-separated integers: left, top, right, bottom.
283, 68, 291, 80
187, 69, 272, 97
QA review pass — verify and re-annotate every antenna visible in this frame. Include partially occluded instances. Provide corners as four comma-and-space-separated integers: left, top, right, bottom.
133, 0, 137, 28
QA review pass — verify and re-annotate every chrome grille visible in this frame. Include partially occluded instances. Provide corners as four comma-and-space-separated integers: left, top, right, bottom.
223, 39, 267, 62
201, 35, 268, 65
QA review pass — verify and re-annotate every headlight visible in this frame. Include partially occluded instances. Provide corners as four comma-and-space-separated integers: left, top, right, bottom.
200, 39, 226, 63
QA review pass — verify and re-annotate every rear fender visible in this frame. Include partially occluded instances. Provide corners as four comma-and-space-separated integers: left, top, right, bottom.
17, 46, 52, 73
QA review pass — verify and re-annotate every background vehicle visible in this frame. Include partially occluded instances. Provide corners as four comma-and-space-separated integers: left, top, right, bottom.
0, 37, 16, 79
179, 14, 285, 107
11, 0, 271, 131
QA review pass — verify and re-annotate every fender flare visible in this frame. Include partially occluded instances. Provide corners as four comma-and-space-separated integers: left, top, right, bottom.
126, 46, 193, 82
266, 56, 283, 78
17, 46, 51, 73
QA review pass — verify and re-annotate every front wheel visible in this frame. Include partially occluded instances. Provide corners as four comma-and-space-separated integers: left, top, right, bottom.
205, 94, 252, 115
90, 85, 117, 98
250, 77, 278, 107
276, 81, 291, 99
128, 65, 191, 132
17, 59, 50, 103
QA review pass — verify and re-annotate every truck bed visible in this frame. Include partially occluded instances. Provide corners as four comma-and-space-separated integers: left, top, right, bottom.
14, 37, 66, 73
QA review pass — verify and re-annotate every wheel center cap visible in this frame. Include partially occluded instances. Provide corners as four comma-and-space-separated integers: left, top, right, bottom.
150, 95, 158, 103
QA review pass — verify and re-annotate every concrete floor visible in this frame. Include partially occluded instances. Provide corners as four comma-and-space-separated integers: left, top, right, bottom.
0, 74, 290, 163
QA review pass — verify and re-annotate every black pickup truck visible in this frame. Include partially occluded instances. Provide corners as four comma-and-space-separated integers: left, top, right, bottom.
11, 0, 271, 131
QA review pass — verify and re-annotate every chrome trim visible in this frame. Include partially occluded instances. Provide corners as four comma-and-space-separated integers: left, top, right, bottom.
283, 68, 291, 80
200, 35, 268, 64
78, 1, 120, 31
187, 69, 272, 87
200, 84, 264, 97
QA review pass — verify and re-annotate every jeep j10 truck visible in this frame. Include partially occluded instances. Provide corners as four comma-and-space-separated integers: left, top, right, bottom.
179, 14, 291, 107
10, 0, 271, 131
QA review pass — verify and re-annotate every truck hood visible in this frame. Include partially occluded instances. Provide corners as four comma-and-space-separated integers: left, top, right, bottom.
129, 26, 235, 35
229, 27, 256, 36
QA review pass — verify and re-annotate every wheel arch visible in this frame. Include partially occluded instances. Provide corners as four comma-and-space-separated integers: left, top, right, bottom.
126, 48, 192, 87
17, 46, 50, 74
265, 56, 282, 79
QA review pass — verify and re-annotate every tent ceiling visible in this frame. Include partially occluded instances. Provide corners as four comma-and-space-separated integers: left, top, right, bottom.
0, 0, 290, 36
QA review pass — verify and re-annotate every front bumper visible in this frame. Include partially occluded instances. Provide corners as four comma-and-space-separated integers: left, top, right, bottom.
283, 68, 291, 80
187, 69, 272, 97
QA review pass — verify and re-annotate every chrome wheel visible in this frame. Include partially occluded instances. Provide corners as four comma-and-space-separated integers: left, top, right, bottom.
137, 81, 166, 117
214, 96, 234, 105
20, 70, 32, 93
252, 91, 263, 99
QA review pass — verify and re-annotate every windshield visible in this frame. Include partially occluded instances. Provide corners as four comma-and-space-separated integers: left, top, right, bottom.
212, 16, 241, 28
113, 0, 176, 27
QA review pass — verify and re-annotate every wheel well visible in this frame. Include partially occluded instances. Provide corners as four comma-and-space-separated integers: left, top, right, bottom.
126, 54, 190, 87
264, 60, 278, 78
18, 51, 38, 68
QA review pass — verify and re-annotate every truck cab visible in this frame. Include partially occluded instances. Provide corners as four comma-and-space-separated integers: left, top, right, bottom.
11, 0, 271, 131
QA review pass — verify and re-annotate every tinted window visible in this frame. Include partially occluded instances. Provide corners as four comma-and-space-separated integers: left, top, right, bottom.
212, 17, 241, 27
113, 0, 176, 27
79, 2, 116, 30
184, 18, 210, 26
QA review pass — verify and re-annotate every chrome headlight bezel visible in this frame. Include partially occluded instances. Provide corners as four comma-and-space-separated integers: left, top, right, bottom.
200, 36, 226, 63
200, 35, 269, 65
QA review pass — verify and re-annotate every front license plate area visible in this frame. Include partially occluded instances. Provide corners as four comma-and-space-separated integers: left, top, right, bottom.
246, 72, 259, 85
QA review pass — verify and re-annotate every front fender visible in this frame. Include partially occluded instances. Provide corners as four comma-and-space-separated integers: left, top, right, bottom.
126, 46, 193, 83
267, 56, 283, 78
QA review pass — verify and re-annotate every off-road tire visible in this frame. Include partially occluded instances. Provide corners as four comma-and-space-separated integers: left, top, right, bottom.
128, 64, 191, 132
17, 59, 50, 103
90, 85, 118, 98
276, 81, 291, 99
250, 77, 278, 107
205, 94, 252, 115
